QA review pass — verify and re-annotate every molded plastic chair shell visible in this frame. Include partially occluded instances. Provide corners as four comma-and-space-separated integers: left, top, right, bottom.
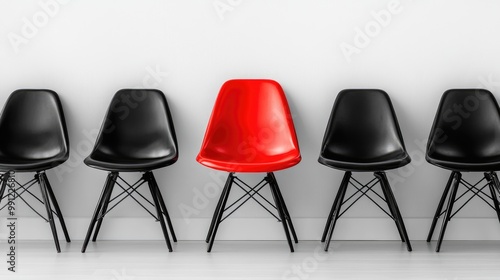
197, 79, 301, 172
426, 89, 500, 171
84, 89, 178, 172
0, 89, 69, 172
318, 89, 410, 171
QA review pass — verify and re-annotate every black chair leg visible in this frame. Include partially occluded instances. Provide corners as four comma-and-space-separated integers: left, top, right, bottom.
436, 172, 461, 252
0, 172, 10, 206
147, 171, 173, 252
321, 172, 350, 243
206, 173, 232, 243
41, 173, 71, 243
268, 174, 294, 252
324, 171, 351, 252
378, 174, 405, 243
82, 173, 115, 253
146, 173, 173, 252
490, 172, 500, 222
149, 172, 177, 242
377, 172, 412, 252
37, 172, 61, 253
485, 172, 500, 223
92, 172, 118, 242
269, 172, 298, 244
207, 174, 234, 252
492, 172, 500, 194
426, 172, 455, 242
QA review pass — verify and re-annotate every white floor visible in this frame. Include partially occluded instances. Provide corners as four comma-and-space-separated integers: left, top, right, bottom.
1, 240, 500, 279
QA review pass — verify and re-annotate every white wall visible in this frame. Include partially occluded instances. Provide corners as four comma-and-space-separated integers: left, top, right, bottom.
2, 0, 500, 241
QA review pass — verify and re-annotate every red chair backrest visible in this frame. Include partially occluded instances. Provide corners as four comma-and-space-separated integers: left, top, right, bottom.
198, 79, 301, 171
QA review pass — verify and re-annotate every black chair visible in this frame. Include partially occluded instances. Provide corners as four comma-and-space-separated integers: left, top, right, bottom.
0, 89, 71, 253
319, 89, 412, 252
426, 89, 500, 252
81, 89, 178, 253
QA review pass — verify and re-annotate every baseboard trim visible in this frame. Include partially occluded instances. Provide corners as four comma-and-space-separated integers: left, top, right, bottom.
1, 217, 500, 241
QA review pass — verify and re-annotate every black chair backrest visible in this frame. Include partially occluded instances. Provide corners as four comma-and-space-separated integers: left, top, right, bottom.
320, 89, 407, 162
92, 89, 178, 160
0, 89, 69, 161
427, 89, 500, 160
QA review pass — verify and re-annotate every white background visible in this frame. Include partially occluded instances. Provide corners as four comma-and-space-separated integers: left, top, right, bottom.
1, 0, 500, 241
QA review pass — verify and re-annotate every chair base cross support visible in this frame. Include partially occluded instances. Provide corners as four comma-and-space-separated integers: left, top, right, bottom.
427, 171, 500, 252
321, 171, 412, 252
81, 171, 176, 253
206, 172, 298, 252
0, 171, 71, 253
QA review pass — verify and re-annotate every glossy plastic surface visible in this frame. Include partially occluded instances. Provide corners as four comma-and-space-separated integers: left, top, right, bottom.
197, 79, 301, 172
318, 89, 410, 171
427, 89, 500, 171
85, 89, 178, 171
0, 89, 69, 172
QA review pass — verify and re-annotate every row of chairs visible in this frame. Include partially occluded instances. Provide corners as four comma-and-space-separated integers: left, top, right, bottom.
0, 80, 499, 254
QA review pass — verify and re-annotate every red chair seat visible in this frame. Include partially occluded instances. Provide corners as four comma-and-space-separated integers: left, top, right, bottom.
197, 79, 301, 172
197, 150, 301, 172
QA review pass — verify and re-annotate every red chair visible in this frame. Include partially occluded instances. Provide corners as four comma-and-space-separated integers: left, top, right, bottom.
197, 79, 301, 252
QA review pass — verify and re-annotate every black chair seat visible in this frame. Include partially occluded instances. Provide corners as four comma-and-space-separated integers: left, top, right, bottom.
427, 156, 500, 172
319, 150, 410, 171
0, 156, 68, 172
84, 152, 177, 172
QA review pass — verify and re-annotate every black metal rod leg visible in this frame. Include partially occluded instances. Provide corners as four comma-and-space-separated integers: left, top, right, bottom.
377, 172, 412, 252
81, 173, 114, 253
324, 171, 351, 252
269, 172, 298, 243
147, 173, 173, 252
269, 175, 294, 252
321, 172, 350, 243
206, 173, 232, 243
485, 172, 500, 223
435, 172, 461, 252
426, 172, 455, 242
92, 172, 118, 242
492, 172, 500, 194
0, 172, 10, 206
38, 172, 61, 253
207, 174, 234, 253
490, 172, 500, 222
378, 173, 405, 243
41, 173, 71, 243
150, 172, 177, 242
